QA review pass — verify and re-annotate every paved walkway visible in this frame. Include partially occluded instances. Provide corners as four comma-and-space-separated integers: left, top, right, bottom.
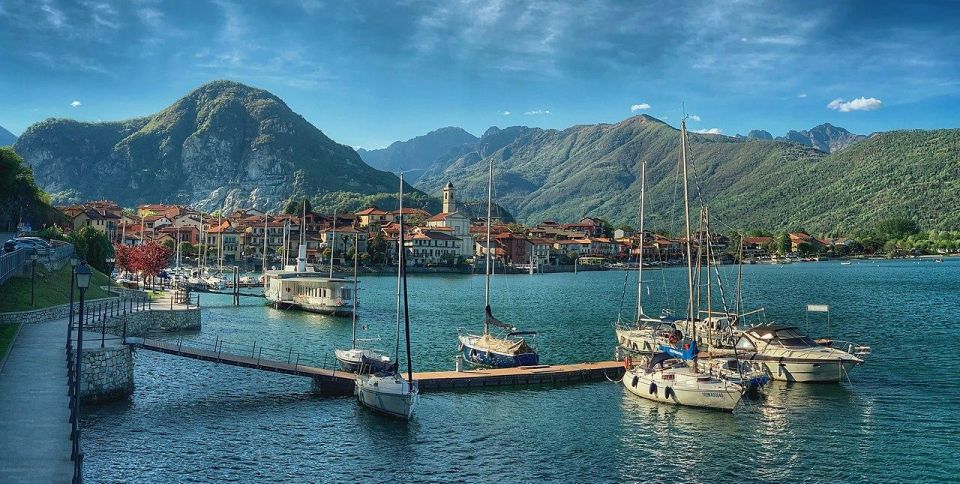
0, 318, 74, 483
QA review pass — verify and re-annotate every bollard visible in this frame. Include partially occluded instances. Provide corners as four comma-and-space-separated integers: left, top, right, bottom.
455, 355, 464, 372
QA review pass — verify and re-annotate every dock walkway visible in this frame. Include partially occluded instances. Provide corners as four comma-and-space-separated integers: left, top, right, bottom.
0, 318, 73, 483
128, 337, 625, 394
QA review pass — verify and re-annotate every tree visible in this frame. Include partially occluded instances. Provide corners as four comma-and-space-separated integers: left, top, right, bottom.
776, 233, 791, 255
68, 226, 114, 273
284, 197, 312, 215
874, 217, 919, 241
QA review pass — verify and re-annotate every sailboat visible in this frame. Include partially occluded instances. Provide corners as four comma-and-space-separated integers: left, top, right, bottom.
335, 236, 393, 374
457, 158, 539, 368
355, 173, 419, 419
621, 116, 745, 411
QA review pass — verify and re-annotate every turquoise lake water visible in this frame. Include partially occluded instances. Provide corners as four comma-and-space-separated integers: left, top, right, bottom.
83, 259, 960, 481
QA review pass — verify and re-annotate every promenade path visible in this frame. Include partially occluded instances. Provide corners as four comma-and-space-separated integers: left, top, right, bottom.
0, 318, 73, 483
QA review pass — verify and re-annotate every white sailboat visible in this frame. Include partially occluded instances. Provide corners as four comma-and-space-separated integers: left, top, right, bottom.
335, 236, 393, 374
355, 172, 418, 419
621, 117, 744, 411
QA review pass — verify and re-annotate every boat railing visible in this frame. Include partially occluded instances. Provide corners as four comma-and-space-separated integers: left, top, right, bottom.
817, 338, 872, 359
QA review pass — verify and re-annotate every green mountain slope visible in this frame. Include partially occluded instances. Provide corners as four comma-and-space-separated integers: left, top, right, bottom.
416, 116, 960, 233
0, 147, 62, 232
14, 80, 406, 211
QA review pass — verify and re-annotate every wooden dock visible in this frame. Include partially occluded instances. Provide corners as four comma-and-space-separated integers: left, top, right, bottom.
126, 337, 625, 395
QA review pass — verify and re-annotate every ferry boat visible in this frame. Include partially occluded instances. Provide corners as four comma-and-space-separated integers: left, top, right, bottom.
264, 245, 353, 316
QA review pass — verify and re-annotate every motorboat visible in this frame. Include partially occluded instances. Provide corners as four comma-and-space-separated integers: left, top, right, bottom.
734, 325, 868, 382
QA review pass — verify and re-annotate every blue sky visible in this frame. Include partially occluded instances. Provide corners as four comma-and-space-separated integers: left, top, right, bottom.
1, 0, 958, 148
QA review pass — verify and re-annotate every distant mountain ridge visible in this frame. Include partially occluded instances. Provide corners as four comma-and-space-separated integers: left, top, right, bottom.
414, 115, 960, 232
14, 80, 405, 211
0, 125, 16, 146
776, 123, 866, 153
357, 127, 477, 182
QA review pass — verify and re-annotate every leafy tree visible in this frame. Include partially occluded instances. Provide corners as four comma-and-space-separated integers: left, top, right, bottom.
284, 197, 313, 215
0, 147, 63, 231
67, 226, 114, 273
776, 233, 791, 255
874, 217, 919, 240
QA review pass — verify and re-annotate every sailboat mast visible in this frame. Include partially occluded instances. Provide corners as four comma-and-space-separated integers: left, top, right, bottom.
329, 209, 337, 279
637, 161, 646, 322
351, 235, 359, 349
218, 213, 223, 274
262, 213, 268, 275
395, 174, 404, 362
705, 207, 713, 348
484, 157, 494, 335
680, 118, 697, 369
400, 224, 413, 383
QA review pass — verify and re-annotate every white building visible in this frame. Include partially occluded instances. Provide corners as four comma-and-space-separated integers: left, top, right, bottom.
424, 182, 474, 259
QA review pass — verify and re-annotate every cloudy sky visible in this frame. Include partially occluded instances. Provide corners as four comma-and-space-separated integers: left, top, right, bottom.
1, 0, 958, 148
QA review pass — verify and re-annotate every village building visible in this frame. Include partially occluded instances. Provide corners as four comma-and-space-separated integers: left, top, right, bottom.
424, 182, 474, 259
406, 229, 461, 266
355, 207, 391, 228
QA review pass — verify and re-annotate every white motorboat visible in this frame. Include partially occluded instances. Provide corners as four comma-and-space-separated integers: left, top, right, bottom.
734, 325, 868, 382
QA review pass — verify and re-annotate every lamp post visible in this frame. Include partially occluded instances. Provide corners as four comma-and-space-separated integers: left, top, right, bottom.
105, 257, 116, 294
30, 253, 38, 306
66, 256, 79, 349
72, 261, 91, 476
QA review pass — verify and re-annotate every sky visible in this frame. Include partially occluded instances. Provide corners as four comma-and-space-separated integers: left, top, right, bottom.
1, 0, 959, 148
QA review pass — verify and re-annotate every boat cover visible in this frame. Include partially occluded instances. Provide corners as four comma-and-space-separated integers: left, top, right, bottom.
659, 340, 698, 360
474, 334, 529, 354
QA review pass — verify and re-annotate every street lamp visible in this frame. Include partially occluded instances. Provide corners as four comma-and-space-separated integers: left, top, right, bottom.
105, 257, 116, 293
72, 261, 91, 472
66, 256, 79, 349
30, 253, 38, 306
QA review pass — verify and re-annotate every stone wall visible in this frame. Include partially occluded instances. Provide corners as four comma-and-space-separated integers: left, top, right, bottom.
0, 297, 118, 325
95, 308, 201, 337
72, 344, 134, 403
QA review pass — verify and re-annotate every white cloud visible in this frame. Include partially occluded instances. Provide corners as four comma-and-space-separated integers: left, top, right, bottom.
827, 97, 882, 112
500, 110, 511, 116
693, 128, 722, 134
523, 109, 551, 115
689, 114, 701, 121
797, 93, 808, 98
630, 103, 651, 112
70, 100, 82, 107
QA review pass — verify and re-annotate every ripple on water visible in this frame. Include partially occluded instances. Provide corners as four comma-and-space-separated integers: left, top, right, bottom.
83, 261, 960, 481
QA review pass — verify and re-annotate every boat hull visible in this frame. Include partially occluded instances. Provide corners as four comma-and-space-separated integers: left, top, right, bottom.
458, 336, 539, 368
355, 375, 418, 419
270, 301, 352, 317
335, 349, 394, 374
622, 369, 742, 411
756, 359, 860, 383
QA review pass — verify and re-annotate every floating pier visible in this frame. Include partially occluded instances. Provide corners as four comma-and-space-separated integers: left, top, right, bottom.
126, 337, 624, 395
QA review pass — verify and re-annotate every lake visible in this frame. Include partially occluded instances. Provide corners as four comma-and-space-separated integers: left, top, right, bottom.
83, 259, 960, 481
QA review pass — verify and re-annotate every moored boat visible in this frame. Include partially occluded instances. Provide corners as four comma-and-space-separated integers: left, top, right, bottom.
734, 325, 867, 382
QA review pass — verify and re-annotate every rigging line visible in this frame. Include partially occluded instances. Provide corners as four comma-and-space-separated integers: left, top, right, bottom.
615, 268, 630, 326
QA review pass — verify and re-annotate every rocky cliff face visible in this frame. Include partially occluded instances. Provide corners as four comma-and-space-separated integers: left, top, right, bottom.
14, 80, 403, 211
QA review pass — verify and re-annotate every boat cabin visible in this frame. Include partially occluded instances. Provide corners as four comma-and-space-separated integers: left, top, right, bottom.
736, 326, 820, 351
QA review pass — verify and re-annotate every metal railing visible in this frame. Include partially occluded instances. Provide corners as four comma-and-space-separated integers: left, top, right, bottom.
160, 332, 339, 376
0, 248, 29, 285
78, 293, 151, 346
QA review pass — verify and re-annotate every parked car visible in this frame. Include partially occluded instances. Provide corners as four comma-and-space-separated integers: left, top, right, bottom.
13, 237, 52, 255
3, 239, 31, 253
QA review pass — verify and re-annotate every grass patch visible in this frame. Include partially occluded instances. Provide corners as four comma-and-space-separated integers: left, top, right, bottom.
0, 323, 18, 361
0, 263, 113, 313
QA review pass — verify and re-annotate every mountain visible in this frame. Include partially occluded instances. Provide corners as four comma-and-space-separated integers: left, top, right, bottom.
776, 123, 866, 153
0, 125, 16, 146
0, 147, 62, 232
357, 127, 477, 182
747, 130, 773, 140
13, 80, 405, 211
415, 115, 960, 233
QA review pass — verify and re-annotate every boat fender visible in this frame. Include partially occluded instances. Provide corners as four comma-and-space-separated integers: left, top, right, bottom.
649, 382, 657, 395
664, 387, 675, 400
632, 376, 639, 388
624, 357, 632, 370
